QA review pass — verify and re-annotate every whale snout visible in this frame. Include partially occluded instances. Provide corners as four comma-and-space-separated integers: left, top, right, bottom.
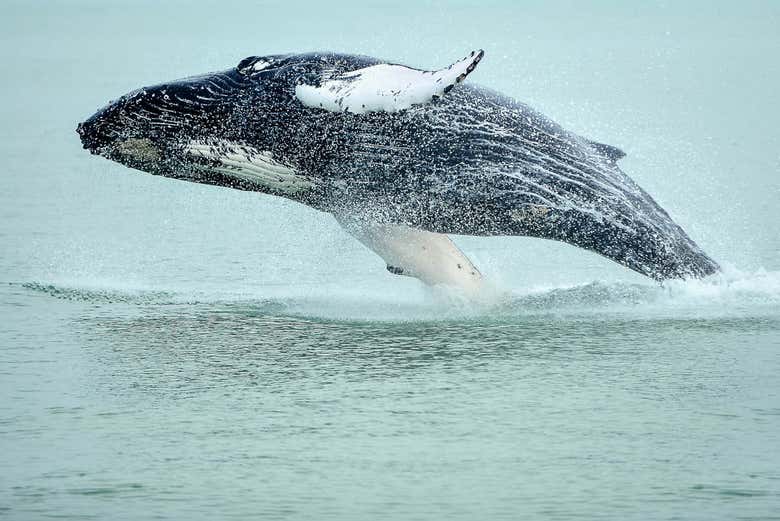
77, 90, 143, 155
78, 70, 250, 172
78, 95, 172, 177
77, 111, 109, 153
77, 114, 113, 154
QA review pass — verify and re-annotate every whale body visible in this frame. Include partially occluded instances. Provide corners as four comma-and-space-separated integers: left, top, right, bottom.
78, 50, 719, 292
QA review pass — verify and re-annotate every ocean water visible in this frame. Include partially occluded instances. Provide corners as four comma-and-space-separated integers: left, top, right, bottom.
1, 0, 779, 519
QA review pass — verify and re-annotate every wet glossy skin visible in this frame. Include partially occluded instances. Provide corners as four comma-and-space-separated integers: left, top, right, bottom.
78, 52, 719, 280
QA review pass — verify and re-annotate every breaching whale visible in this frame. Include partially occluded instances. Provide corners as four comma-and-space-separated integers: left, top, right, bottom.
77, 50, 719, 294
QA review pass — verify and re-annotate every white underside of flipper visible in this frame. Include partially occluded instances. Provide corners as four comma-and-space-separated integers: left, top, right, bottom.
337, 217, 485, 298
295, 50, 484, 114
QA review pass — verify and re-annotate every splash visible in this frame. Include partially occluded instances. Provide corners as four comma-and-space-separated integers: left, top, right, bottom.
17, 265, 780, 322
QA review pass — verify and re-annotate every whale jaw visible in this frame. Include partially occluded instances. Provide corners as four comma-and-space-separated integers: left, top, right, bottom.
76, 68, 253, 178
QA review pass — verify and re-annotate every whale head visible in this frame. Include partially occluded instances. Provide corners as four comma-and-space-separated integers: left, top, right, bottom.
76, 54, 325, 194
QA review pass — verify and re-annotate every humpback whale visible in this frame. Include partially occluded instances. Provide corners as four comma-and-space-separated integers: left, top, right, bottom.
77, 50, 719, 293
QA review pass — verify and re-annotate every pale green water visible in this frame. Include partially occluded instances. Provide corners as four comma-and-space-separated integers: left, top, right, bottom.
1, 1, 780, 519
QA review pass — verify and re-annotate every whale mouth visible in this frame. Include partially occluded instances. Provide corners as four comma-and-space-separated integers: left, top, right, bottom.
76, 90, 188, 171
77, 68, 252, 177
77, 117, 163, 170
76, 120, 111, 154
77, 105, 138, 157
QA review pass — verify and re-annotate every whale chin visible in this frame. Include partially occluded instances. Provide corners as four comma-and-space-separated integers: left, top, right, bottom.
76, 125, 166, 175
112, 138, 162, 163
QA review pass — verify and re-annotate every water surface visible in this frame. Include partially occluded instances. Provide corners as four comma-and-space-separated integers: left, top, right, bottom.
1, 0, 779, 519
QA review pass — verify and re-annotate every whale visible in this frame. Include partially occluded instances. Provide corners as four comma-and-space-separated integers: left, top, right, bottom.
77, 50, 719, 294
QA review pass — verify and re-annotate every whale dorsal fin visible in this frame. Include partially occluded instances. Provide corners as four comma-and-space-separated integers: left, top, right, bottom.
588, 140, 626, 162
295, 50, 484, 114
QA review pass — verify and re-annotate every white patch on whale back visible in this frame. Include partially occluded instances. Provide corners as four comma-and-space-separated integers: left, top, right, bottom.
185, 140, 315, 194
295, 50, 484, 114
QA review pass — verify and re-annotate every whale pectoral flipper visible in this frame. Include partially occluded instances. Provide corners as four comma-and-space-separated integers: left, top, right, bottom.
295, 50, 484, 114
336, 217, 484, 295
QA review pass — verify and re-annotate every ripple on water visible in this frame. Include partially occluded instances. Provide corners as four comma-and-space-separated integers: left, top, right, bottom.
15, 266, 780, 323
